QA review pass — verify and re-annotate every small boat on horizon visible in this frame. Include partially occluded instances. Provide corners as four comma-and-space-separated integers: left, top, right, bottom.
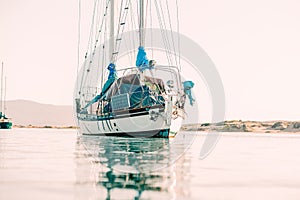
0, 112, 12, 129
0, 62, 12, 129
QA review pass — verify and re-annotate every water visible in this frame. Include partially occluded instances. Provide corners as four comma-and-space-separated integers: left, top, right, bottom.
1, 129, 300, 200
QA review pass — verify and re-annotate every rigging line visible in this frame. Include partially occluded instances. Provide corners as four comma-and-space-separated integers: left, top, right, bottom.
4, 77, 6, 114
166, 0, 179, 68
118, 21, 132, 64
114, 0, 130, 62
129, 0, 137, 56
154, 0, 172, 67
81, 0, 110, 92
84, 0, 109, 70
115, 0, 125, 40
128, 0, 136, 63
111, 0, 126, 62
115, 1, 122, 38
113, 0, 125, 62
175, 0, 182, 71
94, 0, 101, 40
158, 0, 173, 65
80, 0, 98, 82
159, 1, 177, 86
79, 0, 102, 96
88, 0, 99, 56
136, 1, 140, 33
78, 4, 93, 95
101, 6, 108, 88
144, 0, 149, 40
122, 12, 133, 65
149, 0, 153, 59
154, 0, 176, 86
90, 0, 112, 68
99, 0, 109, 82
112, 0, 125, 62
94, 0, 110, 43
95, 0, 104, 88
77, 0, 81, 90
154, 0, 171, 64
90, 0, 110, 61
175, 0, 183, 92
98, 0, 105, 89
117, 1, 132, 64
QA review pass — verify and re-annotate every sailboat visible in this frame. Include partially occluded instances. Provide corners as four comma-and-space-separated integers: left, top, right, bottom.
0, 62, 12, 129
75, 0, 194, 138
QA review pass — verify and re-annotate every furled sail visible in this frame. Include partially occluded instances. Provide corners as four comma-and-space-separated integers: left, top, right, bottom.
183, 81, 195, 106
82, 63, 117, 110
136, 46, 151, 71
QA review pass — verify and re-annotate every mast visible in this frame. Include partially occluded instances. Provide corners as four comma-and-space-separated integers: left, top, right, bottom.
4, 77, 6, 115
0, 62, 3, 114
109, 0, 115, 63
139, 0, 145, 47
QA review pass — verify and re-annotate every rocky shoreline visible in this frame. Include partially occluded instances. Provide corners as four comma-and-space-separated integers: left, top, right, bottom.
181, 120, 300, 133
12, 121, 300, 133
13, 125, 78, 129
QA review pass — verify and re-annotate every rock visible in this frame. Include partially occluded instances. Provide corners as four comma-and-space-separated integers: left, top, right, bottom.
242, 124, 247, 131
293, 122, 300, 129
261, 123, 271, 127
215, 122, 225, 126
220, 123, 249, 132
201, 123, 210, 127
230, 124, 240, 129
271, 122, 287, 130
265, 131, 271, 133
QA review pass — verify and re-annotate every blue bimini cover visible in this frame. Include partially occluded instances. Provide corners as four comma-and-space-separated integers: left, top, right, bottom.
129, 85, 156, 108
136, 46, 150, 71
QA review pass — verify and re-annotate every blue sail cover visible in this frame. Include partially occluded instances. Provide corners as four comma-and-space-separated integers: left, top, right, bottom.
183, 81, 195, 106
82, 63, 117, 110
107, 63, 117, 80
136, 46, 151, 71
102, 63, 117, 93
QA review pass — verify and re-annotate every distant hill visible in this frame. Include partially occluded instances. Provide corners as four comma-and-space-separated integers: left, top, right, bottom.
4, 100, 75, 126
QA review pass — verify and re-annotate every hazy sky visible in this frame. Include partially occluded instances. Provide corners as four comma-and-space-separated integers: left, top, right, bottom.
0, 0, 299, 121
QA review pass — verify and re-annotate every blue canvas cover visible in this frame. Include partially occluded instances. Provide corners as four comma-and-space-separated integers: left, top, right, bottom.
101, 63, 117, 94
136, 46, 151, 71
129, 86, 156, 108
82, 63, 117, 110
183, 81, 195, 106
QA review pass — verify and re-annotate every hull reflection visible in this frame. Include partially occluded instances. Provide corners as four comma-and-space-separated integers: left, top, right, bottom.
75, 133, 194, 199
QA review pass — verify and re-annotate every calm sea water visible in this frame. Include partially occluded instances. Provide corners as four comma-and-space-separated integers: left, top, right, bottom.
1, 128, 300, 200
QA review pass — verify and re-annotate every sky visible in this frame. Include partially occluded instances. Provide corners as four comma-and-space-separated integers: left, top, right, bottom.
0, 0, 299, 121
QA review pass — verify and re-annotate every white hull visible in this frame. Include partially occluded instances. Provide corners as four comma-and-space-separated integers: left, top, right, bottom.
77, 106, 183, 138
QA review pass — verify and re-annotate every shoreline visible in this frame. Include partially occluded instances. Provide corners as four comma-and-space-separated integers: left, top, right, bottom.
181, 120, 300, 133
12, 120, 300, 133
13, 125, 78, 129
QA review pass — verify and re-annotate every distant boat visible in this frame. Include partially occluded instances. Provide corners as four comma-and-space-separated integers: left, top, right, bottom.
75, 0, 195, 138
0, 62, 12, 129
